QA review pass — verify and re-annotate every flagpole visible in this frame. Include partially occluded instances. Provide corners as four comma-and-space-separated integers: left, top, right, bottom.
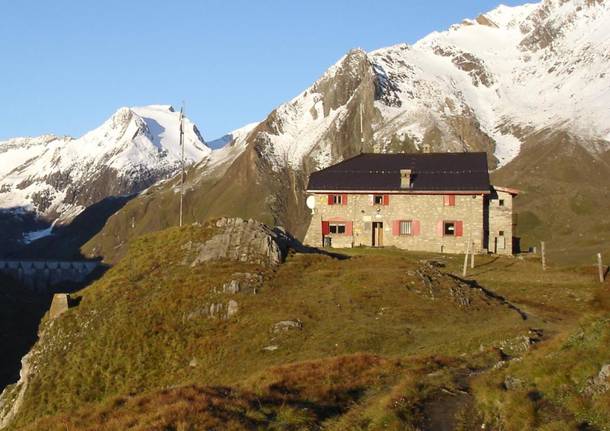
179, 103, 185, 227
360, 103, 364, 153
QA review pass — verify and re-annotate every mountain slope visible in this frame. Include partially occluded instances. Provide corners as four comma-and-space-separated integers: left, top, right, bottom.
83, 0, 610, 264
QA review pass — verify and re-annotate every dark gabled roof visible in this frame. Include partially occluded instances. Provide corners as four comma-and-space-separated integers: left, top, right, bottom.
307, 152, 491, 193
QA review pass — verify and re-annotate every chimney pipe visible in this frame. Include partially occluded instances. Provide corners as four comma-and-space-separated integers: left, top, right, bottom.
400, 169, 412, 189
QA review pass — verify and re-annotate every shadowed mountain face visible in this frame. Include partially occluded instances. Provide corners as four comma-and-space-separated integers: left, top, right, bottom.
11, 196, 134, 260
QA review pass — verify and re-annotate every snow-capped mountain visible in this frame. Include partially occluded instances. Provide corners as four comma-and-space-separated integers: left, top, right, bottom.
0, 105, 211, 223
250, 0, 609, 171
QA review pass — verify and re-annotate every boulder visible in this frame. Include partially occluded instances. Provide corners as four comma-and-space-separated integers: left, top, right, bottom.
189, 218, 298, 267
227, 300, 239, 318
583, 364, 610, 396
272, 320, 303, 334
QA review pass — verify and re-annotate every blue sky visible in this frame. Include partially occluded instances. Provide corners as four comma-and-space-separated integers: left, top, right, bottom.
0, 1, 526, 142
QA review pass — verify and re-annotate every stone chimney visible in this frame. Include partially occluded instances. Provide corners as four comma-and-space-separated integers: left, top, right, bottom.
400, 169, 412, 189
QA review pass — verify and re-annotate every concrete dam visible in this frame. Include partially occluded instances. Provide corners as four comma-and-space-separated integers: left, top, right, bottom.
0, 260, 100, 292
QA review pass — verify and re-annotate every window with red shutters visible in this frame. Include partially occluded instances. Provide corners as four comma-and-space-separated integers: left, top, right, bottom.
443, 221, 456, 236
442, 221, 463, 237
393, 220, 418, 236
327, 194, 343, 205
444, 195, 456, 206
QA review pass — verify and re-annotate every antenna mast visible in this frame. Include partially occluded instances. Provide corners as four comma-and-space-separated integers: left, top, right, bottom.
360, 103, 364, 153
179, 102, 185, 227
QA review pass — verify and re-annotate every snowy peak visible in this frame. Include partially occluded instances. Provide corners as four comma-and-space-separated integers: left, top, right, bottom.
0, 105, 211, 222
235, 0, 609, 174
368, 0, 610, 166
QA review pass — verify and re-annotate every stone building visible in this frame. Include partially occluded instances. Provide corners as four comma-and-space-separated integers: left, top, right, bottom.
303, 153, 518, 255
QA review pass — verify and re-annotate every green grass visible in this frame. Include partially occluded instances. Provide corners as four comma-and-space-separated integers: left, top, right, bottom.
7, 223, 610, 430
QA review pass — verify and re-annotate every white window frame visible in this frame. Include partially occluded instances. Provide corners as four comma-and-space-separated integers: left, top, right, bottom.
329, 223, 346, 235
399, 220, 412, 236
331, 195, 343, 205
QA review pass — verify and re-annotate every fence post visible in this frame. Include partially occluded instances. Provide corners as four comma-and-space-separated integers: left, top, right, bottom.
541, 241, 546, 271
463, 242, 470, 277
470, 242, 475, 269
598, 253, 605, 283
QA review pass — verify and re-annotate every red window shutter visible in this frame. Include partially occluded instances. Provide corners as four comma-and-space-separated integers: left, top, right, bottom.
392, 220, 400, 236
455, 221, 463, 237
437, 220, 444, 237
412, 220, 421, 236
345, 221, 353, 236
369, 194, 374, 206
449, 195, 456, 206
383, 194, 390, 206
327, 195, 334, 205
342, 194, 348, 205
322, 221, 330, 235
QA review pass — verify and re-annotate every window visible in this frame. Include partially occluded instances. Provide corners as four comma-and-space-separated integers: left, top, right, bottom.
328, 194, 343, 205
371, 194, 389, 205
499, 199, 505, 207
399, 220, 412, 236
444, 195, 456, 206
444, 221, 456, 236
329, 223, 346, 234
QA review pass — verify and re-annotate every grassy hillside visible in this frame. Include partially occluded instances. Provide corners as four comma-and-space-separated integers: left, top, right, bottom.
3, 220, 608, 430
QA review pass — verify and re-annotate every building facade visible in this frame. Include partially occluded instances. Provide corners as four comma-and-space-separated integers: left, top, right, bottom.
303, 153, 517, 255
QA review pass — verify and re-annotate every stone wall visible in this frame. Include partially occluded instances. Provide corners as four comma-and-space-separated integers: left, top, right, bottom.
0, 261, 99, 292
487, 190, 515, 255
304, 193, 487, 254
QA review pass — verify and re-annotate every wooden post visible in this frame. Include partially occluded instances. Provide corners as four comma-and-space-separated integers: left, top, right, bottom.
541, 241, 546, 271
470, 242, 475, 269
598, 253, 605, 283
463, 242, 470, 277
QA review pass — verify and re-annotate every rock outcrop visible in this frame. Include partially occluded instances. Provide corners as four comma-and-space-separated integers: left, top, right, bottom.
189, 218, 297, 267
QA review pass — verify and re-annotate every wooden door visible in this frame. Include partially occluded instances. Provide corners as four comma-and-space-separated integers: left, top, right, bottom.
372, 222, 384, 247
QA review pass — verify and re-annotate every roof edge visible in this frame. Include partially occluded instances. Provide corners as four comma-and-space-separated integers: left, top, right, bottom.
492, 185, 520, 195
307, 189, 491, 195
